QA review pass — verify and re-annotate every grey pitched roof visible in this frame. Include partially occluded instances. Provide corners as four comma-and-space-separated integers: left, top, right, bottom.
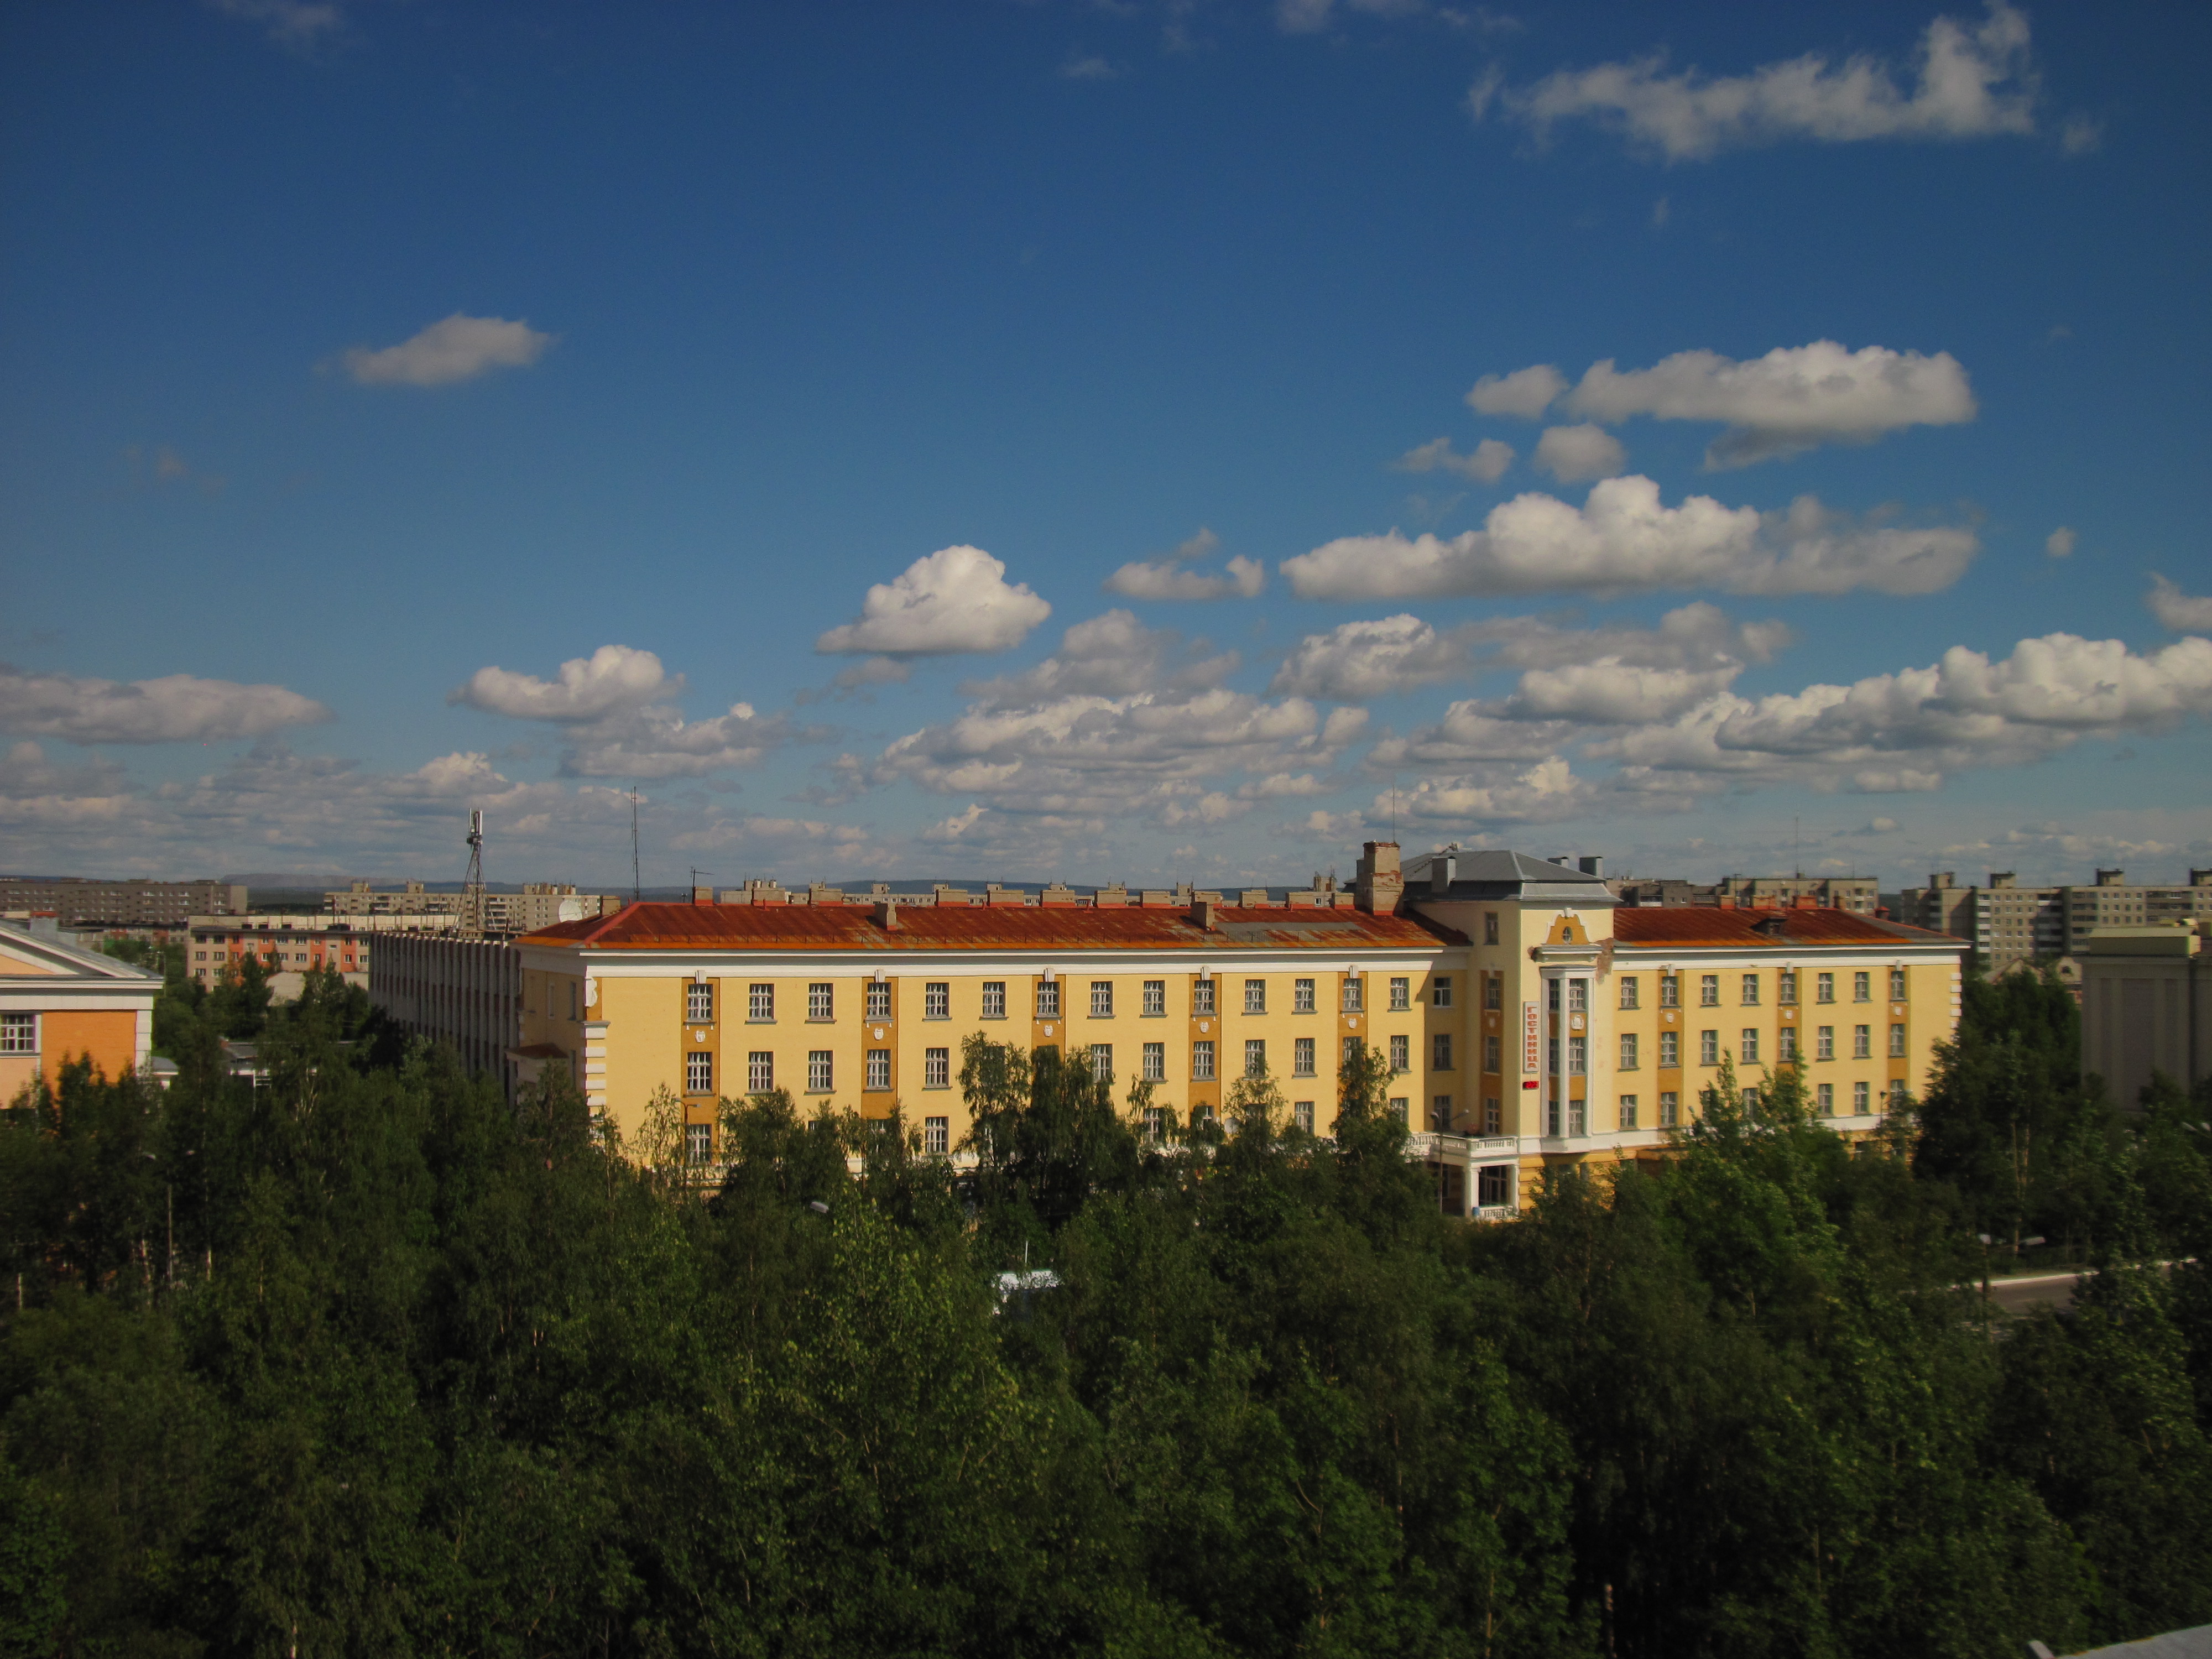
1402, 847, 1614, 901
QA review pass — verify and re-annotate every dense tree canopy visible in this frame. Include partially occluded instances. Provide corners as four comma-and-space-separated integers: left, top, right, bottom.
2, 963, 2208, 1656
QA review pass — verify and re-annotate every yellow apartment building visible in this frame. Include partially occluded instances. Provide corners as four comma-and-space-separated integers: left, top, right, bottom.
505, 843, 1965, 1213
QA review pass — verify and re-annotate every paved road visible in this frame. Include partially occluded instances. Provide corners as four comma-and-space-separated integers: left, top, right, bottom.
1981, 1270, 2085, 1314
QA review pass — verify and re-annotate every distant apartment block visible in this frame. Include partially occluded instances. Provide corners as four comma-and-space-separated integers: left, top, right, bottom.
327, 880, 621, 933
0, 876, 248, 927
1611, 874, 1877, 915
1897, 868, 2212, 971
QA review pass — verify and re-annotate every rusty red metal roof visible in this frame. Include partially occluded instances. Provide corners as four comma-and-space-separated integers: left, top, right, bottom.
523, 900, 1462, 952
1613, 907, 1961, 950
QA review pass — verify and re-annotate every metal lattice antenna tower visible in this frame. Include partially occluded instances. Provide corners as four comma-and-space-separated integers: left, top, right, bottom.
463, 808, 486, 937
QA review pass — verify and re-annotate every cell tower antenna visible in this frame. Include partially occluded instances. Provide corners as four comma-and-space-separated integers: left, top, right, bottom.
463, 808, 486, 937
630, 787, 641, 904
1794, 815, 1801, 879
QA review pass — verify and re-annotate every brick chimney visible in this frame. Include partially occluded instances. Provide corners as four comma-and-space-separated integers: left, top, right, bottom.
1191, 896, 1218, 931
1355, 842, 1402, 914
873, 898, 900, 930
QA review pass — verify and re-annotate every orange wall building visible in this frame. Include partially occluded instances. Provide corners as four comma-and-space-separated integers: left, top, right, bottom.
0, 922, 161, 1100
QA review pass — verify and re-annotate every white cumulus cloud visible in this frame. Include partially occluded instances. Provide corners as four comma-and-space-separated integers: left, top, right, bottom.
1385, 757, 1597, 826
1282, 474, 1976, 600
452, 644, 671, 722
1533, 422, 1627, 482
1394, 436, 1516, 483
342, 314, 555, 387
1467, 364, 1568, 418
1491, 1, 2038, 161
963, 611, 1238, 708
1555, 340, 1977, 466
1104, 528, 1267, 601
2148, 576, 2212, 635
2045, 526, 2078, 559
818, 545, 1052, 655
0, 664, 331, 745
1270, 615, 1476, 701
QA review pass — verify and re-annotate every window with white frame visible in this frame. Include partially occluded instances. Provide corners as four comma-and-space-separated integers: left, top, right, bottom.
685, 1052, 713, 1094
1293, 1100, 1314, 1134
807, 982, 834, 1021
924, 1116, 950, 1155
1244, 979, 1266, 1014
1568, 1035, 1587, 1074
748, 1052, 773, 1093
1817, 1025, 1834, 1060
1389, 1096, 1410, 1124
1432, 1033, 1453, 1071
1483, 974, 1502, 1011
1700, 974, 1720, 1006
0, 1013, 35, 1054
1619, 1032, 1638, 1070
926, 1047, 950, 1088
1889, 1078, 1907, 1108
1293, 1036, 1315, 1077
1740, 973, 1760, 1005
1853, 971, 1871, 1003
1091, 980, 1114, 1018
1389, 1033, 1409, 1072
1816, 1082, 1833, 1114
1193, 978, 1215, 1015
1341, 977, 1363, 1013
1740, 1029, 1760, 1065
1854, 1080, 1871, 1114
1483, 1034, 1501, 1072
980, 981, 1005, 1019
1142, 1041, 1165, 1082
1778, 971, 1797, 1005
1244, 1039, 1266, 1078
685, 1124, 712, 1165
866, 1050, 891, 1091
1434, 1094, 1454, 1130
1568, 1096, 1587, 1137
1293, 978, 1315, 1013
1342, 1035, 1360, 1071
1619, 976, 1639, 1010
1036, 980, 1060, 1018
1660, 974, 1680, 1008
1432, 976, 1453, 1009
1389, 976, 1410, 1011
1619, 1094, 1639, 1130
1660, 1091, 1680, 1128
1817, 971, 1835, 1003
1889, 968, 1907, 1001
1567, 979, 1588, 1012
1699, 1030, 1719, 1066
924, 982, 950, 1019
1660, 1031, 1679, 1067
1192, 1040, 1215, 1081
749, 983, 774, 1021
867, 981, 893, 1019
1889, 1022, 1907, 1057
1853, 1024, 1871, 1059
806, 1050, 832, 1092
1089, 1043, 1114, 1082
1144, 1107, 1168, 1144
1142, 979, 1166, 1016
686, 982, 714, 1022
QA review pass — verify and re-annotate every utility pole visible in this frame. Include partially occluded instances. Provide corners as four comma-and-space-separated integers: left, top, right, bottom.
631, 787, 642, 903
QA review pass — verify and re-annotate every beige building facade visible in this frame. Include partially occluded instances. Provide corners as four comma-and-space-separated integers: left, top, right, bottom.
2079, 922, 2209, 1107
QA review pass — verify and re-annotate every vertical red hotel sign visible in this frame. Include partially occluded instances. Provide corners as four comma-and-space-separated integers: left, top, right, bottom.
1522, 1000, 1541, 1073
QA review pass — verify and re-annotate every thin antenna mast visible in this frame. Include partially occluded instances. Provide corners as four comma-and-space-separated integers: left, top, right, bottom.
463, 808, 486, 937
630, 787, 641, 904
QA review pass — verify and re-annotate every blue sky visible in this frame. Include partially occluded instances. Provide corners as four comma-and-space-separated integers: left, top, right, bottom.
3, 0, 2208, 890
